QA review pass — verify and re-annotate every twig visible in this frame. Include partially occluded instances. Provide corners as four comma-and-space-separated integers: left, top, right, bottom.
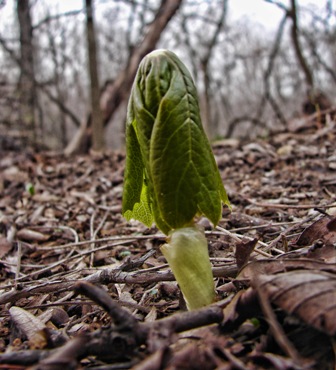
90, 211, 109, 267
36, 233, 165, 251
222, 220, 302, 233
265, 212, 320, 251
246, 198, 336, 210
215, 226, 282, 257
118, 249, 157, 272
15, 241, 23, 287
221, 347, 247, 370
57, 225, 79, 243
29, 336, 89, 370
253, 277, 306, 367
74, 281, 140, 330
89, 211, 96, 267
0, 262, 238, 306
14, 239, 137, 282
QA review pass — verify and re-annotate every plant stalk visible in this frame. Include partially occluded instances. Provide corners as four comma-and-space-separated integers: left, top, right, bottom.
160, 225, 215, 310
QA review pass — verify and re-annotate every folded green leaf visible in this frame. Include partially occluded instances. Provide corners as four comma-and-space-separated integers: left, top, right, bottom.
122, 49, 230, 234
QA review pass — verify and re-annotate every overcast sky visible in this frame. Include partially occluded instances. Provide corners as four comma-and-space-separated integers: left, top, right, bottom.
58, 0, 326, 25
52, 0, 329, 31
0, 0, 331, 33
231, 0, 328, 26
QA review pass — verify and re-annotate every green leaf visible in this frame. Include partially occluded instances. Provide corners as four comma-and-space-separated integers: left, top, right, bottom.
25, 182, 35, 196
122, 120, 153, 228
122, 50, 230, 234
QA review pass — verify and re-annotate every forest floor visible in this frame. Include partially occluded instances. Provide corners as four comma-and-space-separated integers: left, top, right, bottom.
0, 116, 336, 369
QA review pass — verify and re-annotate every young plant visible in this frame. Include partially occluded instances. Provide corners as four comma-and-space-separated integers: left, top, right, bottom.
122, 49, 230, 310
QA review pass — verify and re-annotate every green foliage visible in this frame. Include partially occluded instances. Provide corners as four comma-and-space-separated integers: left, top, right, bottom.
25, 183, 35, 196
122, 49, 230, 234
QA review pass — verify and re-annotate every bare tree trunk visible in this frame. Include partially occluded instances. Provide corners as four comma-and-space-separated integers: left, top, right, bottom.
288, 0, 314, 88
65, 0, 182, 155
288, 0, 329, 118
47, 18, 67, 148
85, 0, 104, 151
101, 0, 182, 123
255, 14, 288, 129
200, 0, 228, 137
17, 0, 36, 145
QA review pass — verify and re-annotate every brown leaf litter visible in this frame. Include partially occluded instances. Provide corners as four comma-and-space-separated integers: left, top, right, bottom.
0, 119, 336, 369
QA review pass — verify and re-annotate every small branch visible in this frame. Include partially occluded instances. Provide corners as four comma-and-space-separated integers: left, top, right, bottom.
74, 281, 140, 330
245, 198, 336, 210
33, 10, 83, 30
253, 277, 305, 366
264, 0, 288, 12
30, 336, 89, 370
0, 36, 82, 129
0, 261, 238, 306
74, 281, 224, 346
256, 13, 288, 125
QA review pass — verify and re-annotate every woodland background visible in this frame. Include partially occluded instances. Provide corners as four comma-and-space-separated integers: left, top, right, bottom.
1, 1, 336, 368
0, 0, 335, 153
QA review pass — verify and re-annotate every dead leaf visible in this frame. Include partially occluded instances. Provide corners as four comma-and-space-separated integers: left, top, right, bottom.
133, 347, 170, 370
0, 237, 13, 258
222, 288, 260, 331
16, 228, 50, 242
235, 237, 258, 269
9, 306, 48, 349
9, 306, 46, 337
250, 352, 307, 370
145, 306, 158, 322
295, 216, 336, 246
238, 259, 336, 281
252, 270, 336, 336
327, 217, 336, 231
306, 244, 336, 263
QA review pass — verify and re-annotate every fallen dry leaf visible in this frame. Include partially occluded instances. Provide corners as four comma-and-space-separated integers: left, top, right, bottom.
1, 120, 336, 368
237, 258, 336, 280
9, 306, 49, 349
235, 237, 258, 269
327, 217, 336, 231
252, 269, 336, 336
0, 237, 13, 258
295, 216, 336, 246
16, 228, 50, 242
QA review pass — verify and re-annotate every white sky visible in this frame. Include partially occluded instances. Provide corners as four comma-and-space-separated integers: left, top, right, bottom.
230, 0, 329, 30
0, 0, 331, 33
53, 0, 330, 33
55, 0, 325, 22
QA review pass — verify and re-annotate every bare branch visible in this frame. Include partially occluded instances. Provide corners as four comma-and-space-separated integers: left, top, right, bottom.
0, 36, 81, 129
255, 14, 288, 125
33, 9, 83, 30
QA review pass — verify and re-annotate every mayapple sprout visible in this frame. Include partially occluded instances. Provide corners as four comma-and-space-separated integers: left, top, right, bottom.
122, 49, 230, 310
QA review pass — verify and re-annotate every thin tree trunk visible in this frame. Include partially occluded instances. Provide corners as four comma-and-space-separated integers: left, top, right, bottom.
17, 0, 36, 145
101, 0, 183, 124
200, 0, 228, 138
85, 0, 104, 151
289, 0, 314, 88
65, 0, 182, 155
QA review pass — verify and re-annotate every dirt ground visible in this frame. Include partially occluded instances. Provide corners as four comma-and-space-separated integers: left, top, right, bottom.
0, 116, 336, 369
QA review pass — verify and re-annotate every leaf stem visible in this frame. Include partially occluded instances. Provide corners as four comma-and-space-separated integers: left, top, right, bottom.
160, 225, 215, 310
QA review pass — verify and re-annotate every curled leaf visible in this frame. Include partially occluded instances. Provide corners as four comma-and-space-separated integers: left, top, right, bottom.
122, 49, 230, 234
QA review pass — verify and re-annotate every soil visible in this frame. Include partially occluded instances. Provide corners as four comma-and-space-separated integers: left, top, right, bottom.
0, 117, 335, 369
